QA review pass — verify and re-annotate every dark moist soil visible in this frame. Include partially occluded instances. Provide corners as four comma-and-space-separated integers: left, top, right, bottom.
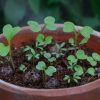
0, 41, 100, 89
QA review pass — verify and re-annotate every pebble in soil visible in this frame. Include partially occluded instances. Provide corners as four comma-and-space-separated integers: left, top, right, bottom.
45, 78, 60, 89
0, 66, 13, 76
23, 69, 41, 84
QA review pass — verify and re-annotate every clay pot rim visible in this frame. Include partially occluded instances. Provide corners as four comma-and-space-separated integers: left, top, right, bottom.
0, 24, 100, 97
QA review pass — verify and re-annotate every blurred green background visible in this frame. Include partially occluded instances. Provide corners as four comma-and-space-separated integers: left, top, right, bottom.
0, 0, 100, 32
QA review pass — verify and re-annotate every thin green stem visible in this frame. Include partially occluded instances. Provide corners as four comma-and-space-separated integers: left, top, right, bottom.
9, 45, 15, 70
74, 31, 80, 53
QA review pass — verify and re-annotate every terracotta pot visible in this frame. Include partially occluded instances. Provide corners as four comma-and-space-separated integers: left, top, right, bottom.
0, 24, 100, 100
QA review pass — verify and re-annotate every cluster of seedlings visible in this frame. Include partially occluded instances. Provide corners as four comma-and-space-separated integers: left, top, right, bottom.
0, 16, 100, 89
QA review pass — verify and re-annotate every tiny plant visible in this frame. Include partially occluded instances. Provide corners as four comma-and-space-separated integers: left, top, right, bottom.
0, 24, 21, 69
36, 61, 56, 77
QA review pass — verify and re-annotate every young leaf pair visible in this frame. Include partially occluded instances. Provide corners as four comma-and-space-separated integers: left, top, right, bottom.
0, 24, 21, 69
36, 61, 56, 77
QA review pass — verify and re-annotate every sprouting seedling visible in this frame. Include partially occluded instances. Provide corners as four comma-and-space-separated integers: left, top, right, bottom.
86, 56, 97, 66
43, 51, 56, 63
36, 33, 53, 49
1, 24, 21, 69
63, 22, 77, 46
79, 26, 93, 45
86, 52, 100, 67
63, 22, 93, 47
52, 42, 67, 58
36, 61, 56, 77
19, 64, 27, 72
28, 16, 56, 40
24, 46, 40, 60
63, 65, 83, 83
63, 74, 81, 83
44, 16, 56, 30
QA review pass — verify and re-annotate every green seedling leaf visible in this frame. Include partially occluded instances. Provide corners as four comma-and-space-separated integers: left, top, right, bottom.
74, 65, 84, 76
92, 53, 100, 61
63, 75, 70, 81
0, 43, 10, 56
60, 42, 66, 48
80, 26, 93, 38
36, 34, 44, 42
19, 64, 27, 72
67, 55, 77, 63
45, 36, 53, 44
44, 16, 56, 30
73, 76, 81, 80
3, 24, 21, 43
48, 57, 56, 62
63, 22, 75, 32
44, 52, 51, 59
80, 38, 89, 45
44, 16, 55, 25
68, 38, 75, 45
36, 61, 46, 70
73, 79, 78, 83
76, 50, 86, 59
28, 20, 41, 32
45, 66, 56, 76
87, 56, 97, 66
35, 54, 40, 59
87, 67, 95, 76
26, 54, 33, 61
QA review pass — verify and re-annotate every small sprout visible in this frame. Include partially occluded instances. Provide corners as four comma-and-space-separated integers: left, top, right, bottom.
36, 61, 46, 70
36, 61, 56, 76
80, 26, 93, 39
27, 21, 41, 32
63, 74, 81, 83
76, 50, 86, 59
87, 67, 95, 76
0, 43, 10, 56
45, 66, 57, 76
52, 42, 67, 59
74, 65, 84, 76
44, 16, 56, 30
36, 34, 53, 47
24, 46, 39, 60
87, 56, 97, 66
19, 64, 27, 72
67, 55, 77, 64
92, 53, 100, 61
3, 24, 21, 43
2, 24, 21, 69
63, 22, 75, 32
68, 38, 75, 45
